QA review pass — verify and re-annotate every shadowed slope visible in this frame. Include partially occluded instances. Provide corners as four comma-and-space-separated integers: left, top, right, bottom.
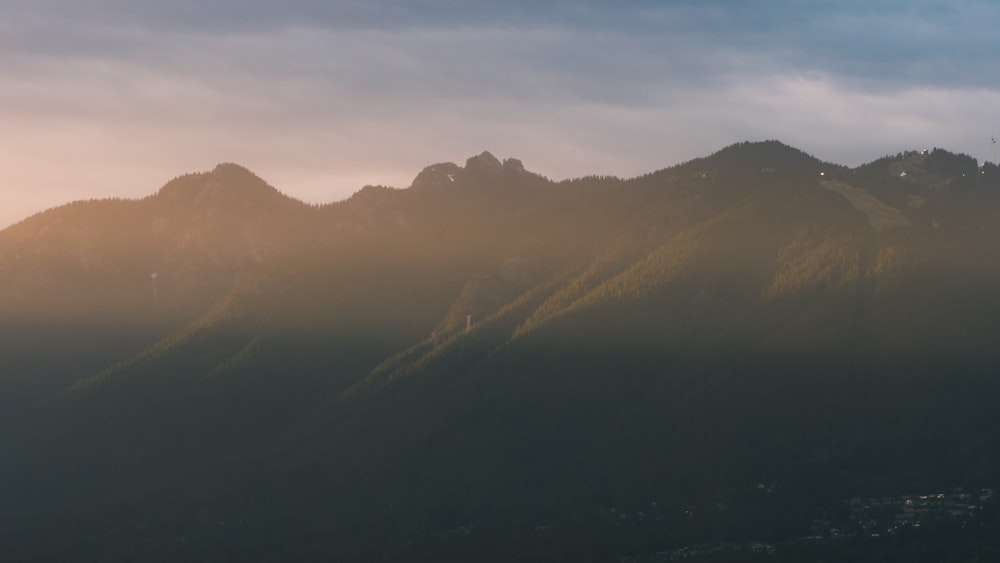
2, 142, 1000, 562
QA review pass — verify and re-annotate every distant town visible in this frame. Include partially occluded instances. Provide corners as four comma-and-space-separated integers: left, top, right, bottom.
596, 487, 997, 562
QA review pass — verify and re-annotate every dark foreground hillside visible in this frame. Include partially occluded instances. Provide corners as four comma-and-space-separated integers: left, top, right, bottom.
1, 142, 999, 561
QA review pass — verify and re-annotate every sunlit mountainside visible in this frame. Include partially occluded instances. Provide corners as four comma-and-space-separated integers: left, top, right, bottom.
2, 141, 1000, 562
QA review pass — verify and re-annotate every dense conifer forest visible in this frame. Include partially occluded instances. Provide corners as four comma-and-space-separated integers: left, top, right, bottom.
1, 142, 998, 561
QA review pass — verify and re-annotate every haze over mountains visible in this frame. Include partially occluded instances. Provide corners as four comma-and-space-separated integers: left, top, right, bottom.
2, 141, 999, 562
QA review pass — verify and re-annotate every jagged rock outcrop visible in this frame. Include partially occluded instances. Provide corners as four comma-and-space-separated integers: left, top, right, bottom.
502, 157, 525, 172
464, 150, 503, 174
410, 152, 530, 191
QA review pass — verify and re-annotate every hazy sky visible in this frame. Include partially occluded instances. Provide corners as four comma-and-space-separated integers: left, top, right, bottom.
3, 0, 999, 228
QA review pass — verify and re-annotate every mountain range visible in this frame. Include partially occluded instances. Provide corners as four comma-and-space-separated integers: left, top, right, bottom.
2, 141, 999, 562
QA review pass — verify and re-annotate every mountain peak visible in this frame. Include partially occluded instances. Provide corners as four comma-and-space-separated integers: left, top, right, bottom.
409, 151, 532, 191
210, 162, 256, 177
697, 140, 824, 175
156, 163, 288, 209
409, 162, 463, 191
465, 151, 502, 173
204, 162, 270, 190
502, 157, 525, 172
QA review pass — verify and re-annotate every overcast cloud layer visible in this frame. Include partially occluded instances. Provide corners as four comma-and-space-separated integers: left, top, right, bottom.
2, 0, 999, 228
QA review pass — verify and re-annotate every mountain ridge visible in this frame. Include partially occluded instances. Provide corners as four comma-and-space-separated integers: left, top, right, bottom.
2, 140, 1000, 562
2, 139, 989, 238
4, 139, 997, 389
